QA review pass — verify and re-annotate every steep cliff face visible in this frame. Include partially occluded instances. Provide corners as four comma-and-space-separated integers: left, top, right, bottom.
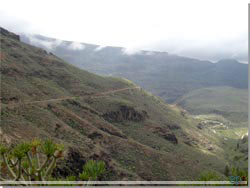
0, 28, 234, 181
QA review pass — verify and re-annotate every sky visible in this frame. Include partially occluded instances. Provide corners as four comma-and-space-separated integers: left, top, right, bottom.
0, 0, 248, 62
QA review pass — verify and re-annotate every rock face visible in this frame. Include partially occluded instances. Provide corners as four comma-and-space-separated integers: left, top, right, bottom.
197, 123, 203, 129
88, 132, 103, 140
0, 27, 20, 41
53, 147, 86, 178
241, 134, 248, 144
152, 127, 178, 144
0, 128, 12, 144
167, 124, 181, 130
53, 147, 132, 180
103, 105, 148, 122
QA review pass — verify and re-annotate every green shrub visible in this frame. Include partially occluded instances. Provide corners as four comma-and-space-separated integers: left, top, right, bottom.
79, 160, 106, 181
198, 170, 222, 181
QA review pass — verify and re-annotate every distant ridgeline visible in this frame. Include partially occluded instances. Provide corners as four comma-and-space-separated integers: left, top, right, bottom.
20, 34, 248, 103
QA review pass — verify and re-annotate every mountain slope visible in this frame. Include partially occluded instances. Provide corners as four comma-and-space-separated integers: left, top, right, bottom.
1, 28, 246, 181
176, 86, 248, 124
21, 34, 248, 103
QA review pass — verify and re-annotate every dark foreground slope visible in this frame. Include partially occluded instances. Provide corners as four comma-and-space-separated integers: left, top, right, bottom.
1, 28, 246, 180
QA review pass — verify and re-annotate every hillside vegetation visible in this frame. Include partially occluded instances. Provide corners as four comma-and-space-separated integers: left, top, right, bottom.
21, 34, 248, 130
0, 28, 247, 182
176, 86, 248, 124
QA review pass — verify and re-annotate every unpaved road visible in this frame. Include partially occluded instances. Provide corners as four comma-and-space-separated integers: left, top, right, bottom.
2, 87, 141, 108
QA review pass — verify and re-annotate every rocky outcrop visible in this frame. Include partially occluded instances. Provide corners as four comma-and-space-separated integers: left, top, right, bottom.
241, 134, 248, 144
53, 147, 134, 180
0, 128, 12, 144
0, 27, 20, 41
167, 124, 181, 130
103, 105, 148, 122
197, 123, 203, 129
52, 147, 86, 178
88, 132, 103, 140
152, 127, 178, 144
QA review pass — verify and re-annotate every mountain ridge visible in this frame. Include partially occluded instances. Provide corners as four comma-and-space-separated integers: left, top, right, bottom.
20, 33, 248, 104
1, 27, 247, 181
20, 33, 247, 64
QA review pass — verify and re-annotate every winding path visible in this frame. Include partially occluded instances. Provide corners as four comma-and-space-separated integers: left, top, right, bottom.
1, 87, 141, 109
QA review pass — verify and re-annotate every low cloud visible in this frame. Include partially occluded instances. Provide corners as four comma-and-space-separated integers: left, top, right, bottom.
144, 51, 156, 56
25, 35, 86, 51
94, 45, 107, 51
26, 35, 62, 50
121, 47, 142, 55
21, 33, 248, 63
141, 36, 248, 62
67, 41, 85, 50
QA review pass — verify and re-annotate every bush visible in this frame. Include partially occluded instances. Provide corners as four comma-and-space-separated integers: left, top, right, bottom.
229, 167, 248, 185
198, 170, 222, 181
79, 160, 106, 181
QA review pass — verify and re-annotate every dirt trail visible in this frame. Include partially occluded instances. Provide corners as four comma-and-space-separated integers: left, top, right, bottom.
3, 87, 141, 108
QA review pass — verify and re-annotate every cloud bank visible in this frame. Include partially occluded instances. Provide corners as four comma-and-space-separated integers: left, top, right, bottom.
140, 35, 248, 62
0, 0, 248, 62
